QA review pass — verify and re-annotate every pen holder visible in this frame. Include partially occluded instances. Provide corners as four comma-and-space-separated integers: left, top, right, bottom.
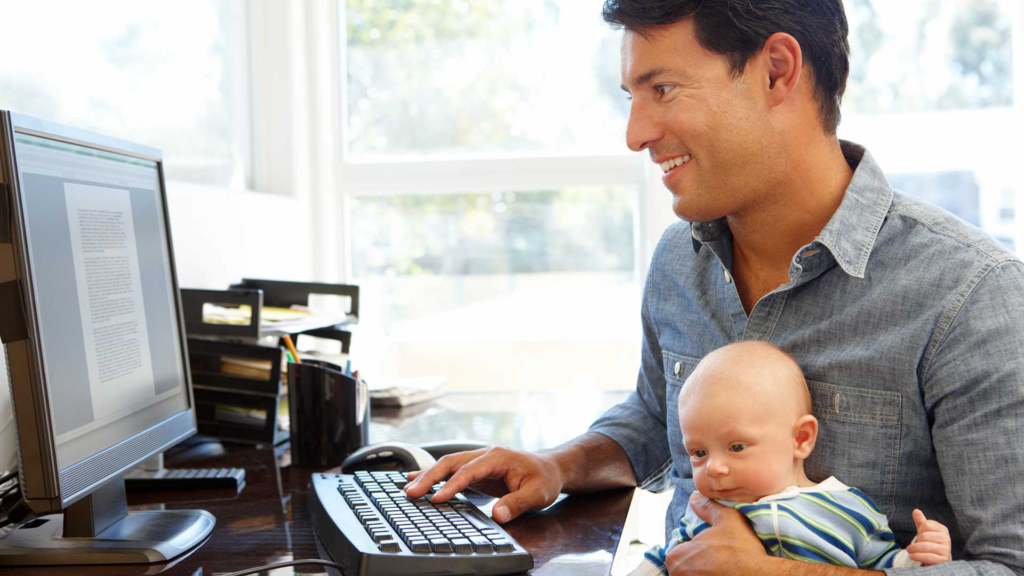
287, 360, 370, 468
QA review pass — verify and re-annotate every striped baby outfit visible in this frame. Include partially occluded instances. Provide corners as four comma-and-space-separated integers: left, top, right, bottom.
629, 477, 919, 575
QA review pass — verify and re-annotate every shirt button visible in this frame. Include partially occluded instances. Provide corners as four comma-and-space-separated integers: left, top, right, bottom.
674, 362, 681, 376
724, 269, 733, 283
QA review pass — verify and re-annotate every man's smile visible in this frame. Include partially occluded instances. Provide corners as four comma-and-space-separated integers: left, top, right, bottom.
657, 154, 692, 173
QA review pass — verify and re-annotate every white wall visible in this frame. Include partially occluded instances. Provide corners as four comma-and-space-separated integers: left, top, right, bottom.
165, 181, 314, 290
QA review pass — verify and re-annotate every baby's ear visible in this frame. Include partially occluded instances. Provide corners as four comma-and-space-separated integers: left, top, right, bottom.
793, 415, 818, 458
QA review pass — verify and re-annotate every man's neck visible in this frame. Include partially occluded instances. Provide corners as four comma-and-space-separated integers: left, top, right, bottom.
728, 137, 854, 312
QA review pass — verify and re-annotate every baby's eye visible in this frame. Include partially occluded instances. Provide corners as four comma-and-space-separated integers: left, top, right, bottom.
692, 449, 707, 458
729, 444, 745, 453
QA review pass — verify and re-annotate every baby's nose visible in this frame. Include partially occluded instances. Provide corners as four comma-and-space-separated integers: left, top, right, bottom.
707, 459, 729, 477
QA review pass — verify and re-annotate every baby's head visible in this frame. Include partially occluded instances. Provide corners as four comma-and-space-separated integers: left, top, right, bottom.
679, 341, 818, 502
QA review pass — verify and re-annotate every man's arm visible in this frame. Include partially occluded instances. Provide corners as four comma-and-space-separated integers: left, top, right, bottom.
407, 258, 674, 523
404, 432, 636, 523
544, 432, 637, 493
893, 258, 1024, 575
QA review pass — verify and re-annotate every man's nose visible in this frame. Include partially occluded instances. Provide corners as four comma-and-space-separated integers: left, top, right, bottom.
625, 98, 662, 153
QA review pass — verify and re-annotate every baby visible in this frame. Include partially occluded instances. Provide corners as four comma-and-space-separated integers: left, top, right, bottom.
630, 341, 950, 575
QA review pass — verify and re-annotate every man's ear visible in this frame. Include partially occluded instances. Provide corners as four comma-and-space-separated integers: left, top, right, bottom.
758, 32, 803, 108
793, 414, 818, 459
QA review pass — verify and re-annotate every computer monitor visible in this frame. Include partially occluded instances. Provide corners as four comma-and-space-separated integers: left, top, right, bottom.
0, 111, 214, 565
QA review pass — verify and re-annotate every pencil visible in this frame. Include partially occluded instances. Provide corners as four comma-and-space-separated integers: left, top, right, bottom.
282, 334, 301, 364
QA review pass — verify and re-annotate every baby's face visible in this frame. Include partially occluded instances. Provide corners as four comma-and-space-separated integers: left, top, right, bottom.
679, 382, 803, 503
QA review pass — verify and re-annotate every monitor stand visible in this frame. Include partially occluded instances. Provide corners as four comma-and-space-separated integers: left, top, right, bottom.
0, 476, 215, 565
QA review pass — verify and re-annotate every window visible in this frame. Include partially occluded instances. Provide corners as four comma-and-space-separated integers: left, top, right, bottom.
840, 0, 1021, 250
341, 1, 644, 392
344, 1, 627, 159
342, 1, 1022, 392
0, 0, 252, 187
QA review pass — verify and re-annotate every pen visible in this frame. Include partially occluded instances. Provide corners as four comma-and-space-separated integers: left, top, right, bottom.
282, 334, 301, 364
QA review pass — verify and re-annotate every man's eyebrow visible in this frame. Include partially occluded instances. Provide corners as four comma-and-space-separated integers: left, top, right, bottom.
620, 67, 669, 92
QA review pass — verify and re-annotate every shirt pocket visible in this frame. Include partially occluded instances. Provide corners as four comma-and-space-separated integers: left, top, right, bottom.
663, 351, 701, 470
804, 380, 902, 515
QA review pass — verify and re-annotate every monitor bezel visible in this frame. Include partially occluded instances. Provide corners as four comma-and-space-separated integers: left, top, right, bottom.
0, 111, 197, 513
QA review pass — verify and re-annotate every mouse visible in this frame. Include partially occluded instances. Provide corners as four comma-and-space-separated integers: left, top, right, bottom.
341, 441, 438, 473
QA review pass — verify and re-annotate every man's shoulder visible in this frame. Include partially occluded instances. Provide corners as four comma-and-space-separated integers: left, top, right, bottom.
885, 190, 1019, 267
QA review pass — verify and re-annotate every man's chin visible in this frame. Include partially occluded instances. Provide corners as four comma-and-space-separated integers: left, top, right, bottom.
672, 201, 724, 224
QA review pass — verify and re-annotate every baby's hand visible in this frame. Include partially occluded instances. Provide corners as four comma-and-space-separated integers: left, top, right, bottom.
906, 509, 951, 565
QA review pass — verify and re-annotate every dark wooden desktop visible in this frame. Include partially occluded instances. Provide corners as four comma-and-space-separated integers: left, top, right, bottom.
7, 390, 634, 575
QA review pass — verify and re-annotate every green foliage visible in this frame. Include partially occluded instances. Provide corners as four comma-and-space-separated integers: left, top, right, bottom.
843, 0, 1012, 114
350, 188, 635, 277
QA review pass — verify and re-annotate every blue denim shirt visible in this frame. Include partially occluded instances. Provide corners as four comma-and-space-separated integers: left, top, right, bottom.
590, 142, 1024, 574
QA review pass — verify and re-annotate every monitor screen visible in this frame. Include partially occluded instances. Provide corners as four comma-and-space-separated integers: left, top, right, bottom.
12, 133, 189, 472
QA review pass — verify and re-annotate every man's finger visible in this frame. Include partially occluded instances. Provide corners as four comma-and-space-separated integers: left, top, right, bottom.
404, 450, 484, 498
688, 491, 732, 526
430, 453, 511, 503
492, 484, 547, 524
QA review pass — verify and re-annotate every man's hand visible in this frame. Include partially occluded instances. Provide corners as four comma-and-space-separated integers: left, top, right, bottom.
664, 492, 767, 575
403, 447, 564, 524
907, 509, 951, 565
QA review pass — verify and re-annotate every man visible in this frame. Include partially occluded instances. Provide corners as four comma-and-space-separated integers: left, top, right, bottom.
406, 1, 1024, 574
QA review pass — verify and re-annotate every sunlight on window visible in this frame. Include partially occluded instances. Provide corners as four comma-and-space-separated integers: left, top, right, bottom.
0, 0, 246, 186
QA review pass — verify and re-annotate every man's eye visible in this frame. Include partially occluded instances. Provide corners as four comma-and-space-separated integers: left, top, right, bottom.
730, 444, 745, 453
655, 85, 673, 97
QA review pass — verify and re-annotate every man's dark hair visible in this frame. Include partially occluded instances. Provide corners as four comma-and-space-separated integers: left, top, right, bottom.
602, 0, 850, 134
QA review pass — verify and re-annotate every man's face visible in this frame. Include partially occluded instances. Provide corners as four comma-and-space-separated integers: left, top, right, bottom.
620, 19, 781, 222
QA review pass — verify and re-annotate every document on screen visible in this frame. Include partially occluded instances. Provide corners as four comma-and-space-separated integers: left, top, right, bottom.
64, 183, 156, 421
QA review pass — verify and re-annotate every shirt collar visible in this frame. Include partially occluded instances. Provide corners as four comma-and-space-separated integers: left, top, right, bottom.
689, 141, 893, 279
755, 477, 850, 502
814, 141, 893, 279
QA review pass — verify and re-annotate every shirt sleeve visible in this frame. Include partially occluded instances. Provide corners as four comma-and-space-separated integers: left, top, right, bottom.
885, 260, 1024, 575
588, 260, 673, 490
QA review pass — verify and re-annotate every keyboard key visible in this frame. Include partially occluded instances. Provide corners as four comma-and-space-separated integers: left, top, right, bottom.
430, 538, 453, 553
470, 537, 494, 553
409, 539, 431, 553
492, 539, 515, 553
379, 540, 401, 553
451, 538, 473, 554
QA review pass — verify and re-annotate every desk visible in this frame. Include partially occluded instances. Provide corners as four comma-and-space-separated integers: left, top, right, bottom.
8, 390, 634, 575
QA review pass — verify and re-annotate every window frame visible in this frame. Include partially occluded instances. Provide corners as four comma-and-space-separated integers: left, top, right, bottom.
334, 2, 656, 287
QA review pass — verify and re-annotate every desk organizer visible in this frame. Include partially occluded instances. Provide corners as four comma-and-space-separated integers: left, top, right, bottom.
181, 279, 359, 445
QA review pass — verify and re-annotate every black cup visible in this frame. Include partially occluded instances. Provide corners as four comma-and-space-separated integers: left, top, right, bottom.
287, 359, 370, 468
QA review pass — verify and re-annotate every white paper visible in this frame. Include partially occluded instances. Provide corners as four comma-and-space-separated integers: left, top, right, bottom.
64, 183, 156, 421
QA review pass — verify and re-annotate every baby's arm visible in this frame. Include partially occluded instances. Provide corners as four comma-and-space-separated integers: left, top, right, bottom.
906, 509, 951, 565
627, 505, 704, 576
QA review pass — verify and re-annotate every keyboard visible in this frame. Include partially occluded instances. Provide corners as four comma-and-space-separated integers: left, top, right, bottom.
124, 467, 245, 491
309, 471, 534, 575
